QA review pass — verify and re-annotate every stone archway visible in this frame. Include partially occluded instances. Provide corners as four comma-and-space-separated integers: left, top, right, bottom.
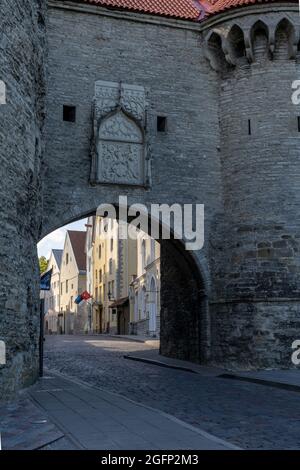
40, 209, 210, 369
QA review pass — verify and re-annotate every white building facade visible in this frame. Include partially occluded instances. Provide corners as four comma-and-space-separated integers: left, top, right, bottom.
130, 231, 160, 338
43, 249, 63, 334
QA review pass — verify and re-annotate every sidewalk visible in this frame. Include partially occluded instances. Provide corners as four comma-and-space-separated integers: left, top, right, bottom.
106, 333, 160, 347
124, 349, 224, 376
26, 371, 238, 450
220, 369, 300, 391
0, 395, 67, 450
125, 349, 300, 391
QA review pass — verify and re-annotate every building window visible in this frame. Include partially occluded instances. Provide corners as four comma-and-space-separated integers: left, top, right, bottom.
141, 240, 146, 271
63, 105, 76, 123
99, 244, 101, 259
99, 269, 102, 283
95, 287, 98, 302
109, 258, 113, 275
157, 115, 167, 133
151, 239, 155, 263
66, 253, 69, 265
248, 119, 251, 136
66, 280, 68, 294
298, 116, 300, 132
70, 296, 73, 309
110, 238, 113, 251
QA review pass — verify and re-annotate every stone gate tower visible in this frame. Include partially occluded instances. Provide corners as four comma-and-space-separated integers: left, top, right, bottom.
204, 7, 300, 368
1, 0, 300, 400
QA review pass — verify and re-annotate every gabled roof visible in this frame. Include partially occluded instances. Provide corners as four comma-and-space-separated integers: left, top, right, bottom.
68, 230, 87, 272
52, 249, 63, 270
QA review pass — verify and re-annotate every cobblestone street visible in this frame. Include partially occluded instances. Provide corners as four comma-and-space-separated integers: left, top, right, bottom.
44, 335, 300, 450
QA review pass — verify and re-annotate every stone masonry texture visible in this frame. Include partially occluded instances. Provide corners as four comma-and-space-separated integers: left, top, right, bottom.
1, 1, 300, 398
0, 0, 46, 399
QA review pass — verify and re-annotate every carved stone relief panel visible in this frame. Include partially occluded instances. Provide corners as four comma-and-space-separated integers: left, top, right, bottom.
97, 110, 144, 185
91, 81, 147, 186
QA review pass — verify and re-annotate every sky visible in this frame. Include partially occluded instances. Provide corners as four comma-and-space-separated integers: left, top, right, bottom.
37, 218, 88, 259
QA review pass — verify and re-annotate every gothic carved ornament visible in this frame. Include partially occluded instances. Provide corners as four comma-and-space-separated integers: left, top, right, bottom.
90, 80, 149, 187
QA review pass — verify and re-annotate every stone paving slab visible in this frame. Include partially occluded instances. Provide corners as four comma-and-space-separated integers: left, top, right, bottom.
0, 397, 64, 450
44, 335, 300, 449
29, 371, 239, 450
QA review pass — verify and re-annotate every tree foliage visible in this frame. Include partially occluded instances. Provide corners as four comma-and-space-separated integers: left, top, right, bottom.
39, 256, 48, 274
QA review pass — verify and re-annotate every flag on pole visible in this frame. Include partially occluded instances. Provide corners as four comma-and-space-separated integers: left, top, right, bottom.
81, 291, 92, 301
75, 294, 83, 305
75, 291, 92, 304
40, 269, 52, 291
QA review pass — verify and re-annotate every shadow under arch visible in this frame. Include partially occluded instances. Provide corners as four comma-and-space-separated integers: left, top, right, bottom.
205, 30, 229, 72
227, 24, 247, 62
250, 20, 270, 60
39, 202, 211, 365
274, 17, 296, 59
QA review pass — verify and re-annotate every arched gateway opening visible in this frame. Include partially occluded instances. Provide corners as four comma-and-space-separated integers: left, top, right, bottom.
38, 208, 209, 373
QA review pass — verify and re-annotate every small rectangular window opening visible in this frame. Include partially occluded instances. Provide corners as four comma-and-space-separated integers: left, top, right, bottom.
297, 116, 300, 133
248, 119, 251, 136
157, 116, 167, 133
63, 105, 76, 123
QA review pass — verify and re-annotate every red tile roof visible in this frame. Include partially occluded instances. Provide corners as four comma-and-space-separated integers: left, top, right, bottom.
206, 0, 291, 15
80, 0, 202, 19
68, 231, 87, 272
75, 0, 298, 20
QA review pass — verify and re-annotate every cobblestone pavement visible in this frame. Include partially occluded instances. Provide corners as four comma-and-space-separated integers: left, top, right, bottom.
44, 335, 300, 450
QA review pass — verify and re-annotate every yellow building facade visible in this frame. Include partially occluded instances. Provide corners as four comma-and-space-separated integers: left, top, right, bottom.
91, 217, 137, 335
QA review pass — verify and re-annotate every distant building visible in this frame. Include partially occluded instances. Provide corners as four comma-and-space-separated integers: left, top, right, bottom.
91, 217, 137, 335
43, 249, 63, 334
60, 230, 87, 334
85, 216, 95, 331
130, 232, 160, 337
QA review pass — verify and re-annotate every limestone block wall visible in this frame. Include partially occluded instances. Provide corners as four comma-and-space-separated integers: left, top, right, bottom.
0, 0, 46, 398
43, 2, 221, 237
204, 7, 300, 368
42, 2, 220, 365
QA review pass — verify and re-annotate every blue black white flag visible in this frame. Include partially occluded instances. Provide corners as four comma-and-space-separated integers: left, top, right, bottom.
40, 269, 52, 291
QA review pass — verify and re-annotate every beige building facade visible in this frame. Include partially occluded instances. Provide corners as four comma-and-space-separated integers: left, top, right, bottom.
60, 231, 87, 334
43, 249, 63, 334
91, 217, 137, 335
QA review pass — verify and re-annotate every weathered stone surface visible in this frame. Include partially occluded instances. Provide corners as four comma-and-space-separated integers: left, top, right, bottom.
2, 1, 300, 400
207, 10, 300, 368
0, 0, 46, 399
